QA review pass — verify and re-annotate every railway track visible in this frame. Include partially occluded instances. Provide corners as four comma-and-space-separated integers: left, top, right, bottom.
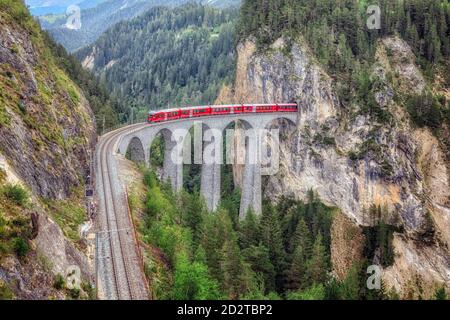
94, 109, 298, 299
96, 124, 148, 300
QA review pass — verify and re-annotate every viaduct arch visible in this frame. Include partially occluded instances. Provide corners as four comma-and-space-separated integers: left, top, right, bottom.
118, 113, 298, 217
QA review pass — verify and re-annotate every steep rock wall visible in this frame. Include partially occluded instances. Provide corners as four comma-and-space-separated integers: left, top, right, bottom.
0, 16, 96, 199
217, 36, 450, 297
0, 5, 95, 298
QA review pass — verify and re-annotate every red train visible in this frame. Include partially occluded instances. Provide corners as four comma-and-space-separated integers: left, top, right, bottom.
147, 103, 298, 123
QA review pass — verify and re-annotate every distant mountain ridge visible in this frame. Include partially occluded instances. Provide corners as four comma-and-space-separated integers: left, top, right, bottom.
26, 0, 106, 16
37, 0, 241, 52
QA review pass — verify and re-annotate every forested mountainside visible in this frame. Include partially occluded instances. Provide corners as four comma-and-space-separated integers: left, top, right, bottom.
38, 0, 241, 52
0, 0, 114, 299
237, 0, 450, 129
209, 0, 449, 298
44, 35, 126, 130
77, 3, 237, 120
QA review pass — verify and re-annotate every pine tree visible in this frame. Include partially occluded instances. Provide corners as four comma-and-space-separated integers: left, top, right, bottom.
238, 208, 260, 249
305, 233, 328, 286
339, 263, 361, 300
220, 238, 253, 299
199, 209, 234, 283
184, 191, 206, 245
287, 244, 308, 291
438, 6, 449, 57
261, 203, 285, 264
434, 287, 448, 300
289, 217, 312, 255
337, 33, 353, 73
260, 201, 287, 290
242, 245, 276, 292
286, 217, 313, 291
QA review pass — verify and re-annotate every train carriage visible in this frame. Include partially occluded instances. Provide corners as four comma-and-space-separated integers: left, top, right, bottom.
256, 104, 278, 113
232, 105, 244, 114
211, 106, 231, 115
180, 108, 191, 119
278, 103, 298, 112
166, 108, 181, 121
191, 106, 212, 118
148, 111, 166, 123
243, 105, 255, 113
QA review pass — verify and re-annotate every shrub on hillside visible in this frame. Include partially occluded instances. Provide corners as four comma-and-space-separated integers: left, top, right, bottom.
0, 281, 14, 300
2, 184, 28, 206
12, 236, 29, 258
53, 274, 66, 290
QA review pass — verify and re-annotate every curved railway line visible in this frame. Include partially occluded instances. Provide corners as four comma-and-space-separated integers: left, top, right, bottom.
99, 129, 132, 299
96, 124, 148, 300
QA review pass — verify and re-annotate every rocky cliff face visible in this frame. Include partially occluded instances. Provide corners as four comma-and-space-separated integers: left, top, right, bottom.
0, 3, 95, 299
217, 36, 450, 298
0, 19, 95, 199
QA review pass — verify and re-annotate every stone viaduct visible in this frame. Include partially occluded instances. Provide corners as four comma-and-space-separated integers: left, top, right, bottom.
116, 113, 297, 217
